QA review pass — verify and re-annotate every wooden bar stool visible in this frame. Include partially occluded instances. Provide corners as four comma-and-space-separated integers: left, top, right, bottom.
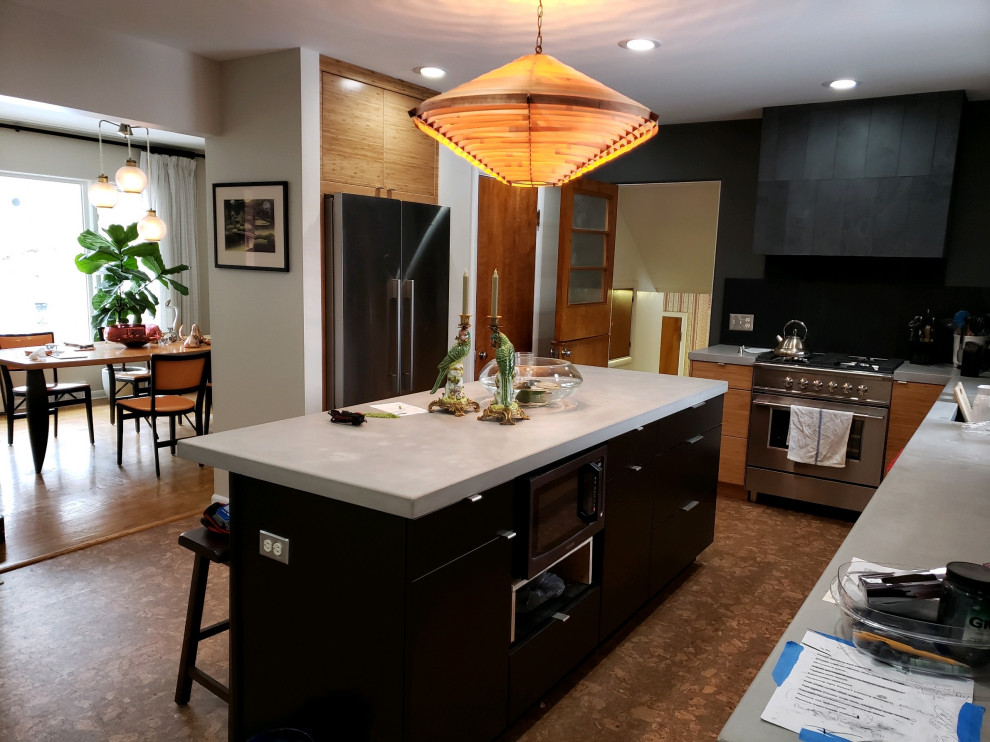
174, 526, 230, 705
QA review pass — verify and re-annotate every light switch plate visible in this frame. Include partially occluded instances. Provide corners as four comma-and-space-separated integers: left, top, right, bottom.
729, 313, 754, 331
259, 530, 289, 565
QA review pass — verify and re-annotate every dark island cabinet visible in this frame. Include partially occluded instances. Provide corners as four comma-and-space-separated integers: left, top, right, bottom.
227, 397, 723, 742
600, 398, 722, 641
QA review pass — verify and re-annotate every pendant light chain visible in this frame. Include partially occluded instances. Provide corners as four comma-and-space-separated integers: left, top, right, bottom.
535, 0, 543, 54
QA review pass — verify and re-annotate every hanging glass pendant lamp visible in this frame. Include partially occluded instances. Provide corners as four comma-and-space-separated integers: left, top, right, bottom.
87, 123, 119, 208
114, 123, 148, 194
410, 0, 659, 187
137, 133, 166, 242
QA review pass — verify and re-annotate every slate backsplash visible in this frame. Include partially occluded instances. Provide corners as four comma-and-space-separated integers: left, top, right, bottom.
721, 268, 990, 362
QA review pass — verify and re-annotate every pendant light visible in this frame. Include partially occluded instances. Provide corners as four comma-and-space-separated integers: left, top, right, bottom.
114, 123, 148, 194
89, 120, 152, 208
410, 0, 659, 187
87, 123, 119, 208
137, 134, 166, 242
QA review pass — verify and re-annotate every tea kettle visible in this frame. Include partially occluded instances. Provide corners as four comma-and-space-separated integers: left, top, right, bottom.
773, 320, 810, 357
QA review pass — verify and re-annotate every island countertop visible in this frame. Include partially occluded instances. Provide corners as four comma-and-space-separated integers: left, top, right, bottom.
178, 365, 726, 519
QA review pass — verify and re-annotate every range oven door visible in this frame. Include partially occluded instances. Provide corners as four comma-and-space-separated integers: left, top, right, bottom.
747, 394, 888, 487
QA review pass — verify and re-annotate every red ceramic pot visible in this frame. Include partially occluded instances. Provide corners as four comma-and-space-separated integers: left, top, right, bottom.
104, 323, 148, 345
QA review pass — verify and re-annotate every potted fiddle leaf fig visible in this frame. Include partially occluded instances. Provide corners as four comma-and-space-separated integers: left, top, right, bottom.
75, 222, 189, 340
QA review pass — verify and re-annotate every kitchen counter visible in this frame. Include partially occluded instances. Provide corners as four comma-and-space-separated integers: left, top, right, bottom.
689, 344, 766, 365
178, 365, 726, 518
719, 373, 990, 741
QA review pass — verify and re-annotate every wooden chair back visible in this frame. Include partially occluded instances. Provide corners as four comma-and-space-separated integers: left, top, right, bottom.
150, 352, 211, 397
0, 332, 56, 349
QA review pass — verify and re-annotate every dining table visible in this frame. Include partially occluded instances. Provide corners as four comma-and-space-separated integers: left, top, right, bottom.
0, 340, 212, 476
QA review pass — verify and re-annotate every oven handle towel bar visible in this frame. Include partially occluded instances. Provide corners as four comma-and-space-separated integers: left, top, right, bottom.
751, 395, 886, 421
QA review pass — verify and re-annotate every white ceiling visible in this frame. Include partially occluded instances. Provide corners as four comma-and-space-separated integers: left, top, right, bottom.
3, 0, 989, 151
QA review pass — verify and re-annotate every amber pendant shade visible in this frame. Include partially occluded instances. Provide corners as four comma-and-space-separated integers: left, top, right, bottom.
410, 53, 659, 187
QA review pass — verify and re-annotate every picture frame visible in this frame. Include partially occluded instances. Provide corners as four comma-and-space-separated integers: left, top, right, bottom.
213, 181, 289, 271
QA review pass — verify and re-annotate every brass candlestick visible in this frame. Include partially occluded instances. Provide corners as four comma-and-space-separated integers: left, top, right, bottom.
478, 315, 529, 425
428, 314, 481, 417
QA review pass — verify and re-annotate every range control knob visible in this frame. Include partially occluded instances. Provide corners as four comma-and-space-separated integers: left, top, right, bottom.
842, 382, 853, 394
857, 384, 869, 395
811, 380, 823, 391
827, 381, 839, 392
799, 377, 809, 390
784, 376, 794, 389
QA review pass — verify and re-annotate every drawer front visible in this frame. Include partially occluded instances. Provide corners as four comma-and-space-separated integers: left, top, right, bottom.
657, 396, 723, 453
721, 388, 751, 438
649, 490, 716, 596
406, 481, 513, 580
718, 434, 748, 486
607, 421, 659, 477
691, 360, 753, 390
655, 427, 720, 523
508, 585, 601, 722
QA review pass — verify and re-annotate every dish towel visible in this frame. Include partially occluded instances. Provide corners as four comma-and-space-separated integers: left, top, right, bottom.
786, 406, 853, 468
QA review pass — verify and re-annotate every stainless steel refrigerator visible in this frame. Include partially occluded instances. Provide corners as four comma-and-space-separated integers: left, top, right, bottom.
325, 193, 450, 408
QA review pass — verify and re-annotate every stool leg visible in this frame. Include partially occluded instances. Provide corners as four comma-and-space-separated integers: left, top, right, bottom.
175, 554, 211, 705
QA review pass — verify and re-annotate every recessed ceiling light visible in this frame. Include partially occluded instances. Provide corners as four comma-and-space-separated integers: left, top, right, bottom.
824, 79, 858, 90
619, 38, 661, 52
414, 66, 446, 79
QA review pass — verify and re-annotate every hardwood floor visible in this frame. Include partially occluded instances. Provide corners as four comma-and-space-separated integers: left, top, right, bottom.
0, 402, 215, 573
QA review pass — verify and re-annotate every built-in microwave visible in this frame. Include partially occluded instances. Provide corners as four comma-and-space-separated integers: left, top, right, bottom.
516, 445, 607, 579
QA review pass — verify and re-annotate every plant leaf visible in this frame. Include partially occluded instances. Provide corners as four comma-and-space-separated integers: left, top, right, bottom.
77, 230, 116, 253
122, 242, 161, 258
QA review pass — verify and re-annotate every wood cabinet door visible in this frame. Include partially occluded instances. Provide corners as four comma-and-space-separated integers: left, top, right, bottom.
885, 380, 943, 470
553, 178, 618, 366
383, 90, 438, 203
475, 175, 538, 377
321, 72, 385, 194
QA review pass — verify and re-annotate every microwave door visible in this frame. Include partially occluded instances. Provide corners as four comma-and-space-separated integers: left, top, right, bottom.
578, 460, 603, 524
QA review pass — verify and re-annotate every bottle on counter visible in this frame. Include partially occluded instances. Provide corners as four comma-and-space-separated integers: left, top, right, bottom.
937, 561, 990, 667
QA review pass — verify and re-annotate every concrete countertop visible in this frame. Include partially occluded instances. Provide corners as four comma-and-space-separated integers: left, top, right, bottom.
718, 374, 990, 742
894, 361, 959, 385
688, 344, 769, 365
178, 365, 726, 519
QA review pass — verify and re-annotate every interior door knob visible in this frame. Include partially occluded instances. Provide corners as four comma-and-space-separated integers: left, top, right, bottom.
561, 349, 572, 358
478, 351, 488, 360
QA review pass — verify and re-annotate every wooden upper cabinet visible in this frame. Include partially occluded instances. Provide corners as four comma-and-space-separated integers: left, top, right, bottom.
320, 57, 438, 204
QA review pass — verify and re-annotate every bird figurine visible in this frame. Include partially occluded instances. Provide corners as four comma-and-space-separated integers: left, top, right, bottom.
493, 331, 515, 408
431, 329, 471, 395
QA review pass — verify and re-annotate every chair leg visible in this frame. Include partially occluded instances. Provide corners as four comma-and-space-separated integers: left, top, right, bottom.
174, 553, 211, 705
170, 415, 178, 455
6, 411, 12, 445
53, 407, 59, 438
152, 417, 161, 478
85, 390, 94, 445
116, 410, 124, 466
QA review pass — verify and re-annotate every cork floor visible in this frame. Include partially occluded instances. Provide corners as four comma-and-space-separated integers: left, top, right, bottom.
0, 492, 852, 742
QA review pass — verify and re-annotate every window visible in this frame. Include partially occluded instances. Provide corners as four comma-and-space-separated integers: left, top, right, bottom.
0, 173, 153, 342
0, 173, 91, 342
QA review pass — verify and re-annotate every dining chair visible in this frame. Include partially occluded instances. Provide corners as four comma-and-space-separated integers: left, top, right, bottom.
105, 362, 151, 425
115, 351, 210, 477
0, 332, 95, 446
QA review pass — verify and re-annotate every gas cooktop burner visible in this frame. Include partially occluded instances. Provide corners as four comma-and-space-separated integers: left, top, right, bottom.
755, 352, 903, 375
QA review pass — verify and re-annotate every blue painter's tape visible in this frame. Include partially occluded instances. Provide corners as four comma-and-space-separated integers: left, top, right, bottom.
957, 702, 985, 742
799, 729, 852, 742
772, 641, 803, 686
811, 630, 855, 647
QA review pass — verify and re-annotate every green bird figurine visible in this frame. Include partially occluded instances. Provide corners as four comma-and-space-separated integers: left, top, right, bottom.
494, 331, 515, 407
431, 332, 471, 395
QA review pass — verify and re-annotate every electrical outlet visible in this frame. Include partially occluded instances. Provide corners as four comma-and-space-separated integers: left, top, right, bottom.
729, 313, 755, 332
259, 530, 290, 565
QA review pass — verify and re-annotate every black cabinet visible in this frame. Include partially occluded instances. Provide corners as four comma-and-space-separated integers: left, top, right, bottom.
404, 536, 511, 742
754, 91, 964, 257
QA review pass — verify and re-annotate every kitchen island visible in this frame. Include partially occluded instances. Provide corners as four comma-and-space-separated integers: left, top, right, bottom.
178, 365, 727, 741
719, 372, 990, 741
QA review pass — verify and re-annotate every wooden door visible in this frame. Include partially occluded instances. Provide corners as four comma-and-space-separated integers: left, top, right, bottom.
474, 176, 538, 377
548, 335, 610, 366
659, 316, 682, 375
553, 178, 619, 367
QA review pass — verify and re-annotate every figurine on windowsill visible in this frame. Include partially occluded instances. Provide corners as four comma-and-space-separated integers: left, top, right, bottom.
428, 317, 481, 417
478, 319, 529, 425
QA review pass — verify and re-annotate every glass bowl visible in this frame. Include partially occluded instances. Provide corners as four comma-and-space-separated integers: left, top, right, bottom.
478, 353, 583, 407
830, 561, 990, 677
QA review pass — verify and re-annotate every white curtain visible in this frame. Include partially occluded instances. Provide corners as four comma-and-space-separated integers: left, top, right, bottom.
140, 151, 199, 332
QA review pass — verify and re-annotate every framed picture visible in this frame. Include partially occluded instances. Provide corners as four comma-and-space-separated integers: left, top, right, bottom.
213, 181, 289, 271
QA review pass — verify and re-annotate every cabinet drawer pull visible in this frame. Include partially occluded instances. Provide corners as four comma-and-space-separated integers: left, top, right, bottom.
497, 530, 516, 540
691, 401, 706, 409
686, 434, 704, 444
681, 500, 699, 512
551, 612, 570, 623
717, 362, 726, 367
636, 425, 644, 432
627, 464, 643, 472
466, 494, 483, 503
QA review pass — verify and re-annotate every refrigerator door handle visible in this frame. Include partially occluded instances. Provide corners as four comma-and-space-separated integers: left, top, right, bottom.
389, 278, 401, 395
401, 279, 415, 393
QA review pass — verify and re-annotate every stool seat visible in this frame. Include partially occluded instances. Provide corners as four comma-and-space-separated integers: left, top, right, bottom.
175, 526, 230, 706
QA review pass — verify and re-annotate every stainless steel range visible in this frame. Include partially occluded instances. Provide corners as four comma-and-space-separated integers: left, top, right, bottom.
746, 352, 903, 512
